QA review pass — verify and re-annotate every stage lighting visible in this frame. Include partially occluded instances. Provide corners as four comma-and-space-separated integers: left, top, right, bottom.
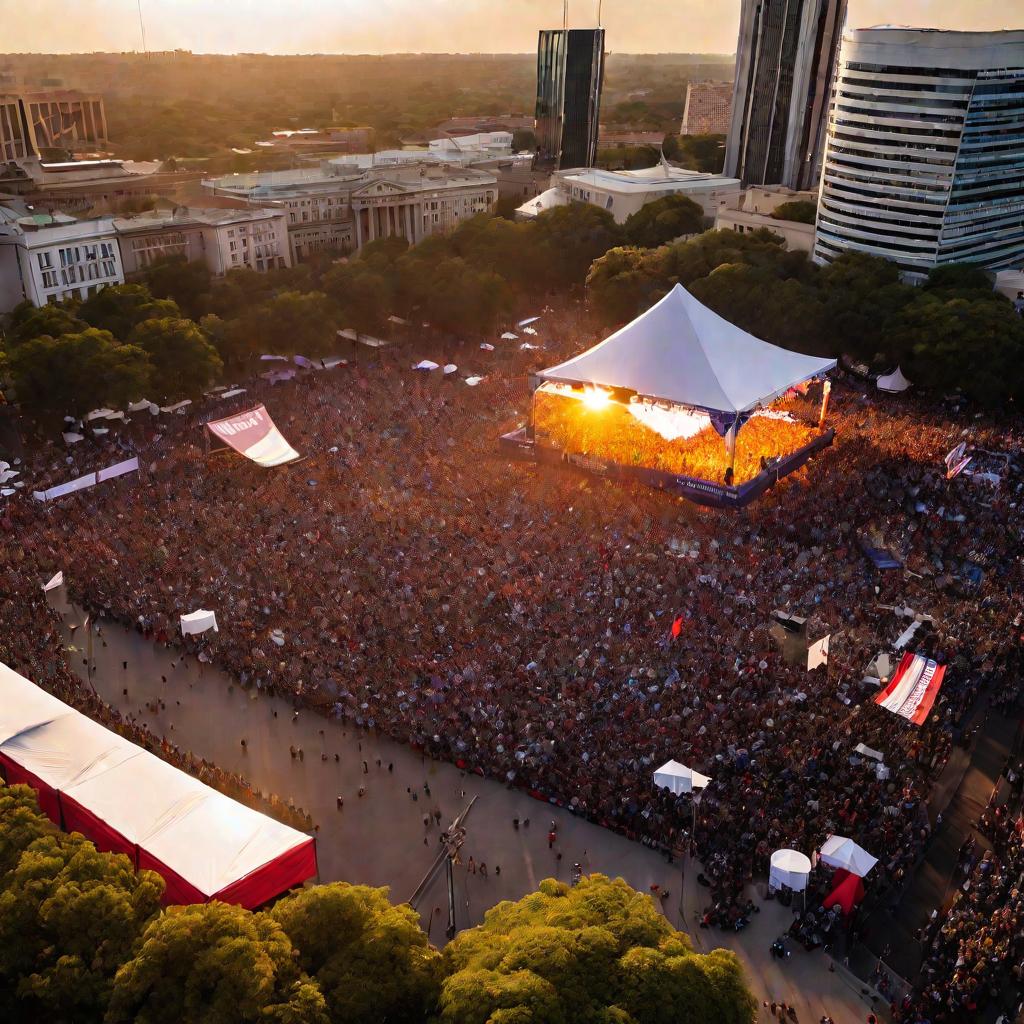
581, 387, 612, 411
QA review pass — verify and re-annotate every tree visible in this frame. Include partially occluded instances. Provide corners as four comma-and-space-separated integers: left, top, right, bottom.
438, 875, 756, 1024
270, 882, 442, 1024
0, 784, 53, 880
8, 305, 87, 346
0, 829, 163, 1024
922, 263, 997, 300
143, 256, 213, 321
675, 134, 726, 174
624, 195, 705, 249
531, 204, 624, 290
409, 256, 511, 336
79, 283, 180, 341
129, 317, 223, 401
106, 902, 328, 1024
6, 329, 153, 420
252, 290, 338, 356
512, 128, 537, 152
887, 294, 1024, 405
324, 263, 394, 337
769, 201, 817, 225
587, 246, 662, 324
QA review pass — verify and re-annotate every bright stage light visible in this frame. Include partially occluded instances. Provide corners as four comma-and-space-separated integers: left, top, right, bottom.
581, 387, 612, 411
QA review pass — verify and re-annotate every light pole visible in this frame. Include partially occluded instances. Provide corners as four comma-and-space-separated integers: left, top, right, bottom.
441, 824, 466, 940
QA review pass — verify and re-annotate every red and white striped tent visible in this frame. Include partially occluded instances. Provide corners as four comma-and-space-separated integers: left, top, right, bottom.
0, 662, 316, 908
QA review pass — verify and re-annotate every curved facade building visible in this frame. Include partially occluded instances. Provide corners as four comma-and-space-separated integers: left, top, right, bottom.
814, 28, 1024, 277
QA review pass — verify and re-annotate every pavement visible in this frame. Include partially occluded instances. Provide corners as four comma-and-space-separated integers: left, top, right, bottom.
49, 594, 884, 1023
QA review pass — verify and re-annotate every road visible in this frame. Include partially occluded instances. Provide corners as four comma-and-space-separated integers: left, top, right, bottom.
47, 592, 883, 1023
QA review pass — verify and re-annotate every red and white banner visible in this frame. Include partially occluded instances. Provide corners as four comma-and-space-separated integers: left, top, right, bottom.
874, 652, 946, 725
206, 405, 299, 468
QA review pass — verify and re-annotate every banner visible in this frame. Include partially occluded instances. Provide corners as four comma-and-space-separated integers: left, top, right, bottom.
33, 457, 139, 502
206, 405, 299, 468
874, 652, 946, 725
181, 609, 218, 636
807, 633, 830, 670
42, 571, 64, 592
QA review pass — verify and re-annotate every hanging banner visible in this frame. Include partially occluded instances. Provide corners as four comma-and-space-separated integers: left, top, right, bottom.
33, 457, 139, 502
807, 633, 830, 670
206, 405, 300, 468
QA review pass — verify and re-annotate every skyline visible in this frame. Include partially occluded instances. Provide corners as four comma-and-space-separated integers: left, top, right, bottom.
0, 0, 1016, 56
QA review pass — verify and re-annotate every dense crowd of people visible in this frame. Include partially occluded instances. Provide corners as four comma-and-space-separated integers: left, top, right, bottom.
2, 295, 1023, 1020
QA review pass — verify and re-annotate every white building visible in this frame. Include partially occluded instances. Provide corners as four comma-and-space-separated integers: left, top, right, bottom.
0, 203, 123, 310
814, 28, 1024, 278
519, 163, 741, 224
714, 186, 817, 252
203, 162, 498, 261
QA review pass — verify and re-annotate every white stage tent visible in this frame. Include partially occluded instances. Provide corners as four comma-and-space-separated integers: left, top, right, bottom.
653, 759, 712, 795
819, 835, 878, 878
769, 848, 812, 892
537, 284, 836, 422
0, 661, 316, 908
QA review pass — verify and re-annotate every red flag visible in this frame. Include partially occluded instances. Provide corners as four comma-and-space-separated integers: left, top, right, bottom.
671, 616, 683, 638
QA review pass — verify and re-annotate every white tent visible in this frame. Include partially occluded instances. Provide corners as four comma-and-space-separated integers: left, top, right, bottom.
877, 367, 912, 393
538, 284, 836, 417
819, 835, 878, 877
180, 609, 218, 636
652, 758, 712, 795
769, 848, 812, 892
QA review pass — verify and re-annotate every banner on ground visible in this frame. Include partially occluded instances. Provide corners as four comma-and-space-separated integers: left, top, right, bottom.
33, 457, 140, 502
944, 441, 972, 481
874, 652, 946, 725
206, 405, 299, 468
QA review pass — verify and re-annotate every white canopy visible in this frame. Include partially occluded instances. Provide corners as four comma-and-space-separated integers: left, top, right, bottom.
819, 835, 878, 877
769, 848, 812, 891
652, 758, 712, 795
180, 609, 218, 636
877, 367, 912, 393
538, 284, 836, 416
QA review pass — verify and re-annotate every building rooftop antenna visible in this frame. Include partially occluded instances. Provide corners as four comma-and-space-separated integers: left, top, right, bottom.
137, 0, 149, 56
563, 0, 568, 31
597, 0, 603, 27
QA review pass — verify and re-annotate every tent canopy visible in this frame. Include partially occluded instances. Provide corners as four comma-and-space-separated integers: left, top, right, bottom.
0, 661, 316, 908
819, 835, 878, 877
877, 366, 912, 393
653, 759, 712, 795
769, 848, 812, 891
181, 609, 218, 636
538, 284, 836, 418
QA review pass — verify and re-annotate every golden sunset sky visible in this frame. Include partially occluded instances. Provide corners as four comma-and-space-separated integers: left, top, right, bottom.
0, 0, 1016, 54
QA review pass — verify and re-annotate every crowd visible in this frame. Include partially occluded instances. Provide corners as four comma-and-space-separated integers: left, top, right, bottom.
2, 295, 1023, 1018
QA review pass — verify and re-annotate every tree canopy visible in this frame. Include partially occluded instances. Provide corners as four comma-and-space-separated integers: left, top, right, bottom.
769, 201, 817, 225
438, 874, 756, 1024
129, 317, 224, 401
79, 283, 181, 340
623, 194, 705, 249
106, 901, 328, 1024
271, 882, 443, 1024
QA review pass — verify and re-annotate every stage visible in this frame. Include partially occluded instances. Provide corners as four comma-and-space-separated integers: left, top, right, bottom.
499, 427, 836, 510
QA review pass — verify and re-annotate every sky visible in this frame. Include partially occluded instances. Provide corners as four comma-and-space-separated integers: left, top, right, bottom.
0, 0, 1015, 55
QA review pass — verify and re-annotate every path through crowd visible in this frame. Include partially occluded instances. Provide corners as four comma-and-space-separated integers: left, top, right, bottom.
48, 593, 880, 1024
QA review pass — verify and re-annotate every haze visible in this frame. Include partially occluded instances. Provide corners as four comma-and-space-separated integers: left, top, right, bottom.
0, 0, 1015, 55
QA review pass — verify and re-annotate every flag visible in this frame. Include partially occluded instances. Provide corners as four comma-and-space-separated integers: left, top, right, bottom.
875, 652, 946, 725
42, 571, 64, 592
807, 633, 830, 671
671, 616, 683, 639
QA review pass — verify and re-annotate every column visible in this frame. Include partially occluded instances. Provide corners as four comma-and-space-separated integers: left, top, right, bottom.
354, 207, 363, 250
368, 205, 376, 242
404, 203, 413, 242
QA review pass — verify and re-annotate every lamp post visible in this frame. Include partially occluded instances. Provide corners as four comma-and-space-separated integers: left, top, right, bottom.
441, 823, 466, 940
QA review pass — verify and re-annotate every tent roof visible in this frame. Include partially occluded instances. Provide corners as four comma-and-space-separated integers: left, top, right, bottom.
877, 366, 912, 393
820, 834, 879, 877
538, 284, 836, 416
653, 758, 712, 794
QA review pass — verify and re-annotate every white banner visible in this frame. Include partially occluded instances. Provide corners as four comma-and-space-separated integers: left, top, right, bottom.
807, 633, 830, 671
42, 571, 64, 592
33, 457, 140, 502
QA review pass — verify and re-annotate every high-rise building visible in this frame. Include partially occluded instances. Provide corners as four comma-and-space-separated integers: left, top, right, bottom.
725, 0, 847, 190
681, 81, 734, 137
534, 28, 605, 171
0, 90, 107, 162
814, 28, 1024, 277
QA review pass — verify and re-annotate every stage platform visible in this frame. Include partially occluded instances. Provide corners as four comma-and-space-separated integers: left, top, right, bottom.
499, 428, 836, 510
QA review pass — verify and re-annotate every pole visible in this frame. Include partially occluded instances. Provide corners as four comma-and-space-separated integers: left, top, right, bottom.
445, 854, 457, 940
818, 379, 832, 429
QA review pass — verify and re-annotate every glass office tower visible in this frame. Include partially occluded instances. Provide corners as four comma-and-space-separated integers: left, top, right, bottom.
535, 28, 605, 171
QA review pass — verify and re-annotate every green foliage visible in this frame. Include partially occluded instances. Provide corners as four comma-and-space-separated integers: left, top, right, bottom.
323, 261, 395, 337
597, 145, 661, 171
530, 204, 624, 291
0, 829, 163, 1024
129, 317, 224, 401
142, 256, 213, 321
587, 247, 661, 324
438, 875, 756, 1024
251, 290, 338, 357
769, 201, 817, 225
511, 128, 537, 152
6, 329, 153, 420
107, 901, 328, 1024
922, 262, 997, 300
79, 284, 181, 341
0, 784, 54, 880
271, 882, 442, 1024
623, 194, 705, 249
8, 305, 87, 346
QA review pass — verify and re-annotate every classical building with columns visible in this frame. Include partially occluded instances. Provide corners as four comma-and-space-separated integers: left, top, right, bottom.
201, 161, 498, 262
